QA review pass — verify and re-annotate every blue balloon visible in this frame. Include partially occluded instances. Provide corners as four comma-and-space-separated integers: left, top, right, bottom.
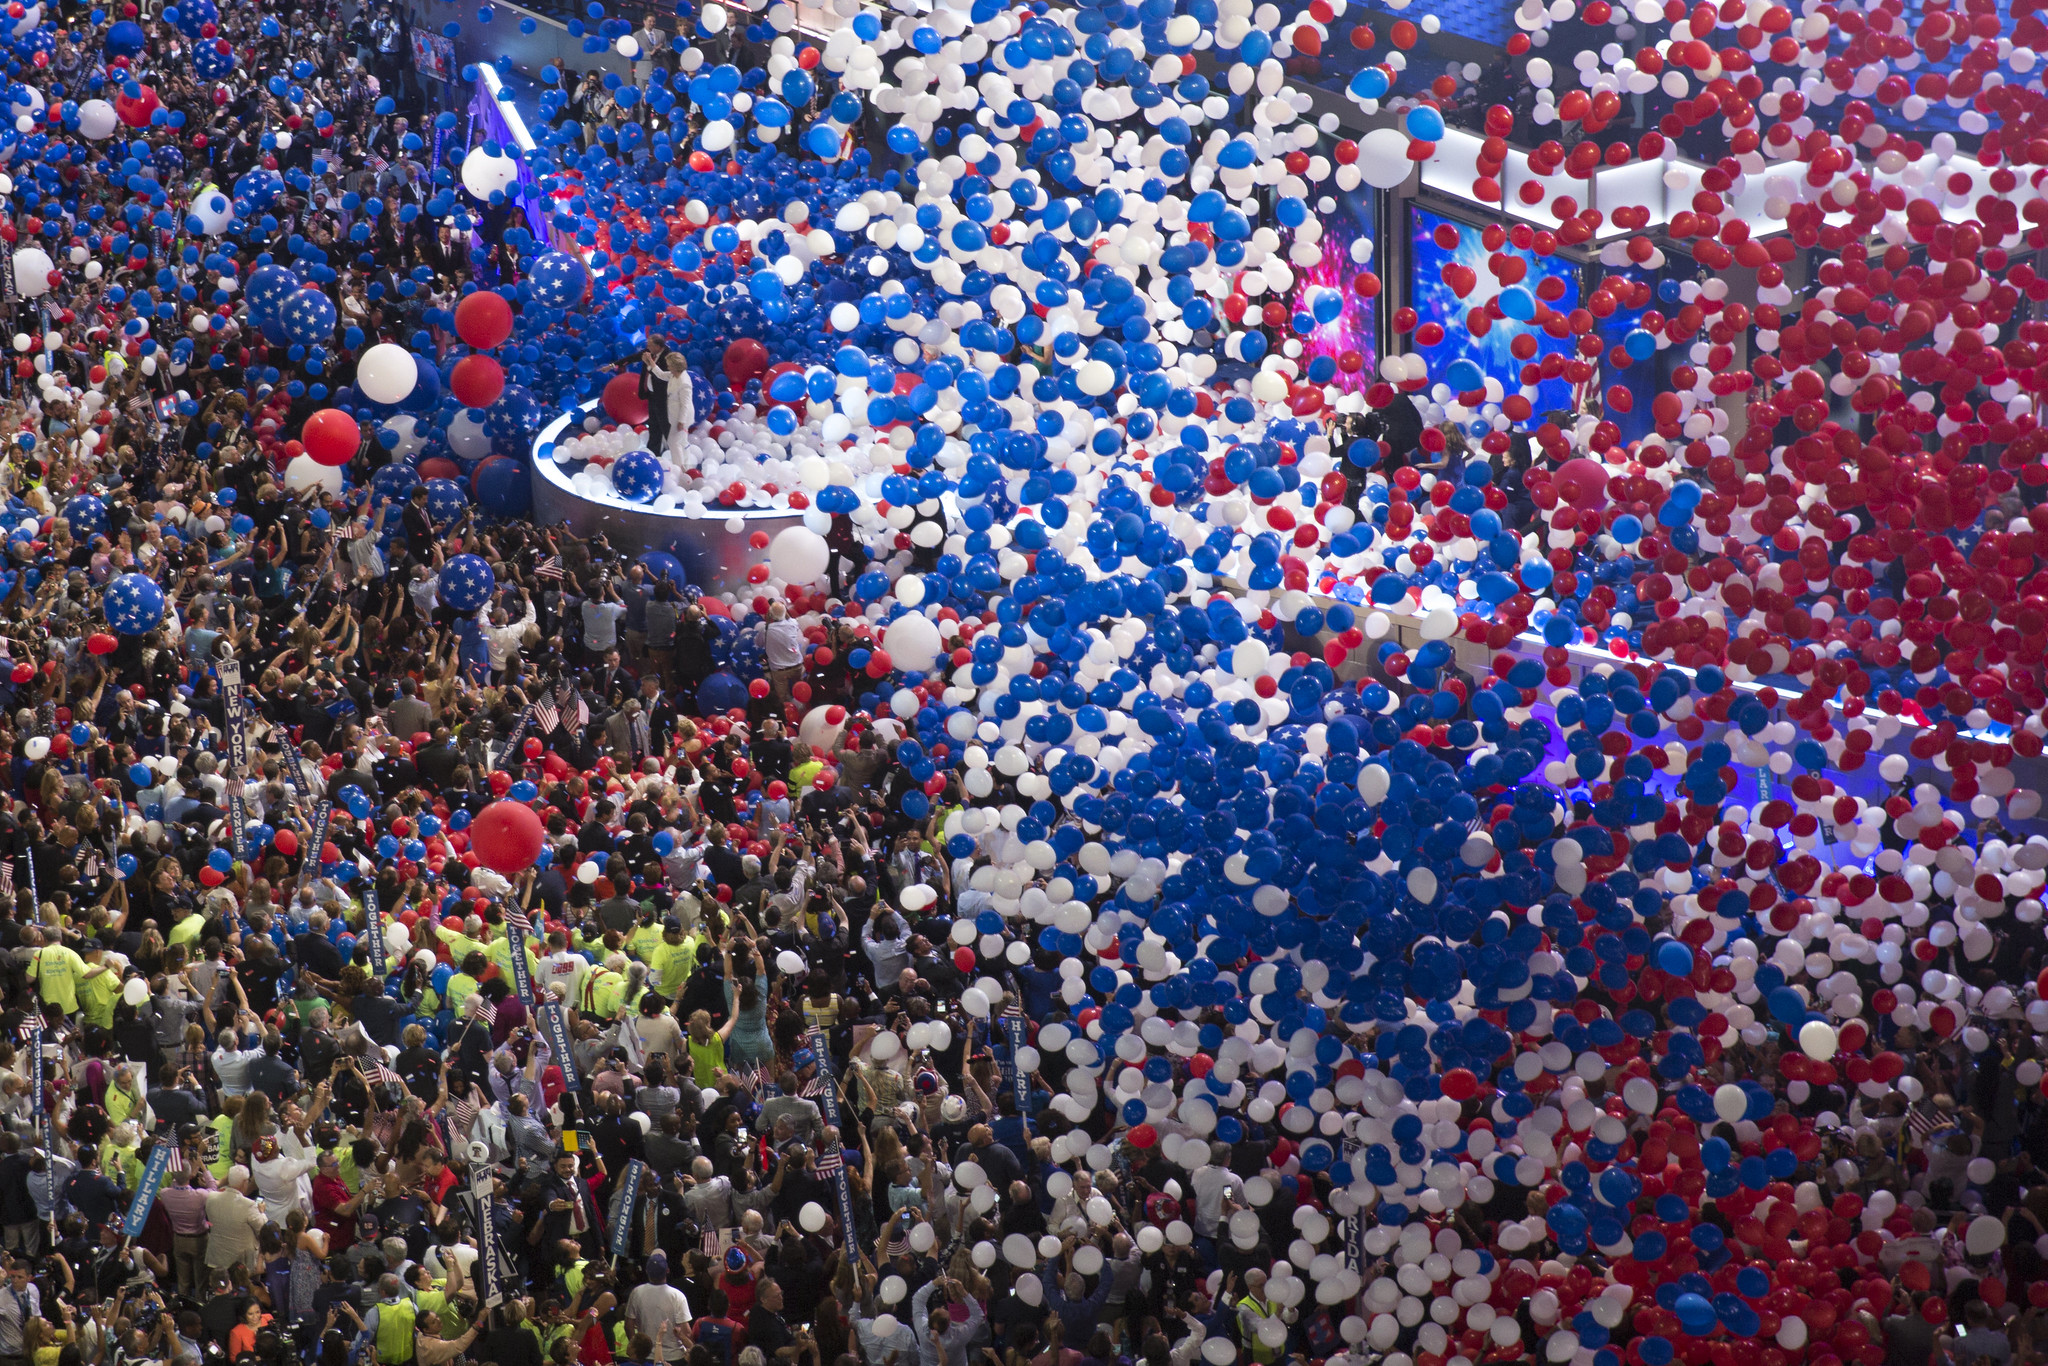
637, 550, 687, 584
697, 669, 750, 712
610, 448, 664, 503
278, 287, 336, 345
529, 250, 590, 308
425, 478, 469, 523
104, 20, 146, 55
105, 572, 165, 634
473, 456, 532, 517
438, 553, 497, 612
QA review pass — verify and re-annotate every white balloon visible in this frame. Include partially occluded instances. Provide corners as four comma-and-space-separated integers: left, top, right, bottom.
122, 977, 149, 1006
769, 526, 830, 584
283, 455, 342, 495
883, 613, 943, 673
76, 99, 116, 140
798, 1201, 827, 1232
460, 147, 520, 200
188, 187, 233, 235
1712, 1084, 1747, 1123
1797, 1020, 1837, 1061
1357, 128, 1417, 190
11, 247, 51, 298
356, 344, 418, 405
1967, 1214, 2007, 1256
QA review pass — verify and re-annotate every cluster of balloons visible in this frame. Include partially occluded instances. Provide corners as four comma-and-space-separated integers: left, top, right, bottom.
9, 0, 2033, 1348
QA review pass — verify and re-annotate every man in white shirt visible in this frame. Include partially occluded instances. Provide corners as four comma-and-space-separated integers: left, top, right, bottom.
211, 1027, 267, 1097
1190, 1142, 1236, 1238
625, 1250, 693, 1363
762, 602, 805, 706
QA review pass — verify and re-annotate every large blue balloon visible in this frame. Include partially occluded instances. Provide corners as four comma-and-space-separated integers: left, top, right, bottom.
425, 478, 468, 523
172, 0, 220, 38
192, 39, 234, 79
473, 457, 531, 517
610, 448, 663, 503
234, 168, 284, 209
279, 288, 336, 345
696, 670, 749, 712
438, 554, 497, 612
637, 550, 686, 585
104, 20, 146, 55
64, 494, 106, 541
529, 250, 589, 308
246, 263, 299, 321
105, 573, 165, 635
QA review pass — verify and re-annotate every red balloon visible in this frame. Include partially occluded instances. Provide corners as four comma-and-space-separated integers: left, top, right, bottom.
1553, 456, 1611, 511
273, 829, 299, 856
417, 457, 461, 482
749, 678, 770, 699
603, 372, 648, 424
524, 737, 543, 758
1128, 1123, 1158, 1149
952, 947, 975, 972
198, 865, 223, 887
302, 408, 359, 467
85, 633, 116, 656
453, 290, 514, 350
469, 800, 544, 873
450, 354, 505, 410
722, 337, 769, 389
114, 85, 158, 128
767, 780, 788, 799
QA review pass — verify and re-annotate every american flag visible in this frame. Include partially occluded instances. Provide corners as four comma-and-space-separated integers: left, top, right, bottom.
813, 1143, 842, 1175
799, 1074, 827, 1099
446, 1092, 480, 1142
504, 904, 532, 935
535, 556, 564, 581
335, 522, 365, 541
365, 1056, 403, 1089
1, 857, 15, 901
557, 680, 589, 730
467, 996, 497, 1028
532, 698, 560, 733
15, 1020, 39, 1042
163, 1141, 185, 1174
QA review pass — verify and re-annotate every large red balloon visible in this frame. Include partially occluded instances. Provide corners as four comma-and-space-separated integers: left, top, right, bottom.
115, 86, 159, 128
453, 290, 514, 350
450, 354, 505, 410
302, 409, 359, 467
1553, 457, 1610, 511
417, 457, 461, 482
469, 800, 544, 873
602, 372, 648, 424
721, 337, 768, 389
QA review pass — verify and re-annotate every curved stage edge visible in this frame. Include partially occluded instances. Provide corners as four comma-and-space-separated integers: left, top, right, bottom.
529, 400, 804, 598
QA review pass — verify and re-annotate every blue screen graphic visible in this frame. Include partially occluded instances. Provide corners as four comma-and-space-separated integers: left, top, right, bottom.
1407, 206, 1582, 424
